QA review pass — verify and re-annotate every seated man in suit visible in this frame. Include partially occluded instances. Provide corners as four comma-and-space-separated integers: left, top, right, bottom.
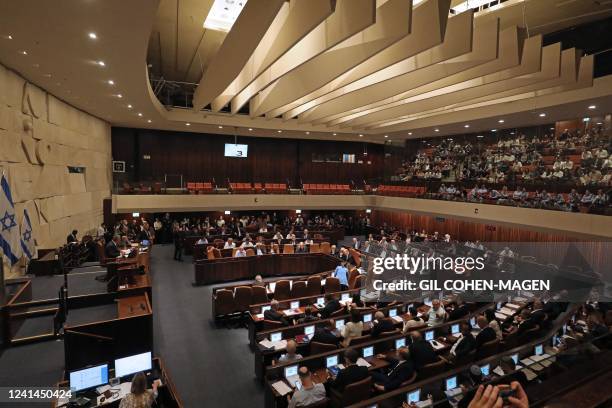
287, 367, 326, 408
253, 274, 265, 287
105, 235, 121, 259
408, 331, 440, 369
67, 229, 78, 244
475, 316, 497, 349
529, 300, 546, 324
508, 309, 538, 336
310, 320, 340, 347
447, 296, 469, 321
297, 307, 319, 324
372, 347, 415, 392
295, 242, 308, 253
320, 294, 342, 318
449, 322, 476, 361
329, 348, 369, 391
370, 311, 395, 337
264, 300, 290, 326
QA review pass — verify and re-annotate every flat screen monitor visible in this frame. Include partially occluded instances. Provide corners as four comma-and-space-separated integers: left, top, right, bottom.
407, 389, 421, 403
470, 317, 477, 328
446, 376, 457, 391
69, 364, 109, 392
270, 332, 282, 342
224, 143, 248, 158
114, 352, 152, 379
451, 324, 460, 335
341, 293, 351, 301
511, 354, 518, 364
534, 344, 543, 356
326, 355, 338, 368
360, 289, 366, 297
304, 325, 315, 336
335, 319, 345, 330
363, 313, 372, 323
290, 301, 300, 309
362, 346, 374, 358
425, 330, 434, 341
496, 302, 502, 310
424, 297, 431, 306
316, 297, 325, 306
395, 338, 406, 349
480, 364, 490, 376
389, 309, 397, 318
284, 365, 298, 379
262, 305, 271, 313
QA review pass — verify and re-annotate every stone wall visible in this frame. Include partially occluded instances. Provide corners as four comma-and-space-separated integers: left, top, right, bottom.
0, 62, 111, 276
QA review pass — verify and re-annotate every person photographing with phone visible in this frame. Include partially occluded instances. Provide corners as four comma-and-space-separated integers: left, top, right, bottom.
467, 381, 529, 408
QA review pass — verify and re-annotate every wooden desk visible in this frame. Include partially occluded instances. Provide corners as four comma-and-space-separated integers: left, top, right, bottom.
117, 294, 150, 318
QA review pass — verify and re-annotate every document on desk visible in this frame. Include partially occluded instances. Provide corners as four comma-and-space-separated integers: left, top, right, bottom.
283, 309, 301, 316
499, 307, 515, 316
495, 312, 508, 321
259, 339, 274, 349
505, 303, 520, 310
531, 353, 550, 362
272, 340, 287, 350
272, 380, 292, 396
520, 357, 535, 366
513, 297, 528, 303
356, 358, 371, 368
529, 363, 545, 372
392, 316, 403, 323
493, 366, 505, 377
521, 368, 538, 381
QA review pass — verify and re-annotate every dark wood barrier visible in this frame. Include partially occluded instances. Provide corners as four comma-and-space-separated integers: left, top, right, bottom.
194, 253, 340, 285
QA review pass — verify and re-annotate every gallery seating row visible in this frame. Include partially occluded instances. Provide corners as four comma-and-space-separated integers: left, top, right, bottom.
303, 184, 352, 194
377, 185, 427, 197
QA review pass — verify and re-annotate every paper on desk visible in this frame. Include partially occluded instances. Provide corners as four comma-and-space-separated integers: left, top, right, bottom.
272, 340, 287, 350
499, 307, 515, 316
283, 309, 300, 316
521, 368, 538, 381
520, 357, 535, 366
392, 316, 403, 323
255, 313, 264, 319
495, 312, 508, 320
529, 363, 545, 372
513, 297, 528, 303
356, 358, 371, 368
531, 353, 550, 362
505, 303, 520, 310
259, 339, 274, 349
540, 359, 554, 367
272, 381, 292, 396
493, 366, 505, 377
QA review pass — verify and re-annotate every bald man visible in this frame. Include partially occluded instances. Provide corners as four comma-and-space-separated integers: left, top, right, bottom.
475, 315, 497, 348
287, 367, 326, 408
278, 340, 303, 363
370, 311, 395, 337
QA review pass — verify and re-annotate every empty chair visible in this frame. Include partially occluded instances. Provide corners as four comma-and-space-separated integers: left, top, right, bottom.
418, 358, 447, 379
330, 376, 371, 407
347, 334, 371, 347
306, 276, 322, 296
476, 338, 500, 359
274, 280, 291, 300
207, 246, 216, 259
245, 248, 255, 257
263, 320, 283, 330
251, 285, 268, 304
283, 243, 294, 254
319, 242, 331, 254
310, 341, 337, 354
291, 281, 308, 298
325, 277, 341, 293
233, 286, 253, 313
353, 275, 366, 288
214, 289, 235, 318
272, 243, 280, 254
347, 268, 360, 288
213, 248, 222, 258
399, 372, 417, 388
309, 243, 320, 253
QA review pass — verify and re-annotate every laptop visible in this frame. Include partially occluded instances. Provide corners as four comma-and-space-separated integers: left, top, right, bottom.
262, 305, 271, 313
290, 301, 300, 310
451, 324, 460, 335
363, 313, 372, 323
335, 319, 345, 330
395, 338, 406, 349
446, 376, 458, 391
511, 353, 519, 365
480, 364, 490, 376
270, 332, 282, 342
327, 355, 341, 376
534, 344, 543, 356
407, 389, 421, 403
362, 346, 374, 359
284, 365, 299, 386
316, 297, 325, 307
389, 309, 398, 318
425, 330, 434, 342
341, 293, 351, 302
470, 317, 477, 329
304, 325, 315, 337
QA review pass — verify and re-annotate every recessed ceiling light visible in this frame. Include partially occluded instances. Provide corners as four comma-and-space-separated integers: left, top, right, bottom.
333, 133, 337, 136
408, 132, 412, 135
6, 35, 13, 40
434, 128, 439, 132
539, 113, 546, 117
596, 122, 603, 125
185, 122, 191, 126
359, 134, 364, 137
248, 128, 253, 131
116, 94, 123, 98
305, 131, 310, 135
491, 129, 497, 132
20, 50, 27, 55
277, 130, 282, 133
97, 61, 105, 67
218, 125, 223, 129
550, 127, 554, 130
588, 105, 596, 110
384, 135, 388, 138
107, 80, 114, 85
464, 124, 470, 128
510, 132, 515, 135
498, 119, 505, 123
203, 0, 248, 32
147, 119, 152, 123
137, 113, 143, 117
477, 135, 484, 138
88, 32, 97, 39
127, 104, 133, 109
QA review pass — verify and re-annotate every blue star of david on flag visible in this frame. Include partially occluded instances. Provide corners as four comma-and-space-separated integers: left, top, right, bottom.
0, 174, 22, 265
21, 208, 36, 261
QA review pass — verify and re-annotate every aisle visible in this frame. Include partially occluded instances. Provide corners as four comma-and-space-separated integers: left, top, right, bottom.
151, 245, 264, 408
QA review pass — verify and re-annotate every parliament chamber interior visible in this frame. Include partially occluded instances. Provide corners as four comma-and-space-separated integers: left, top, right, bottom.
1, 1, 612, 407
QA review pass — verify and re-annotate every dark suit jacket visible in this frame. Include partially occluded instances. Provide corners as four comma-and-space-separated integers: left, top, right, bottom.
320, 299, 341, 318
295, 247, 308, 253
264, 309, 289, 325
67, 234, 77, 244
105, 241, 120, 258
310, 328, 340, 346
453, 333, 476, 358
475, 326, 497, 349
370, 318, 395, 337
331, 364, 369, 391
383, 359, 415, 390
409, 339, 440, 369
448, 304, 469, 321
530, 309, 546, 324
516, 318, 538, 335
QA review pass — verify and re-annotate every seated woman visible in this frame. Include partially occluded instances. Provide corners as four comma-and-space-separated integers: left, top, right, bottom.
341, 309, 364, 347
119, 372, 160, 408
402, 307, 426, 334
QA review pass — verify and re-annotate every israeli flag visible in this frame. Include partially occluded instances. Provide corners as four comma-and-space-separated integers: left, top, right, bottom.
0, 174, 22, 265
21, 208, 37, 261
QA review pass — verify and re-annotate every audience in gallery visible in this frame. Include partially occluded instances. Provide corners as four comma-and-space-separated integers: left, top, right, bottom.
393, 126, 611, 213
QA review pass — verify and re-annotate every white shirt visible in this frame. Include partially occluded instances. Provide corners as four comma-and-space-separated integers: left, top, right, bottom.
224, 242, 236, 249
